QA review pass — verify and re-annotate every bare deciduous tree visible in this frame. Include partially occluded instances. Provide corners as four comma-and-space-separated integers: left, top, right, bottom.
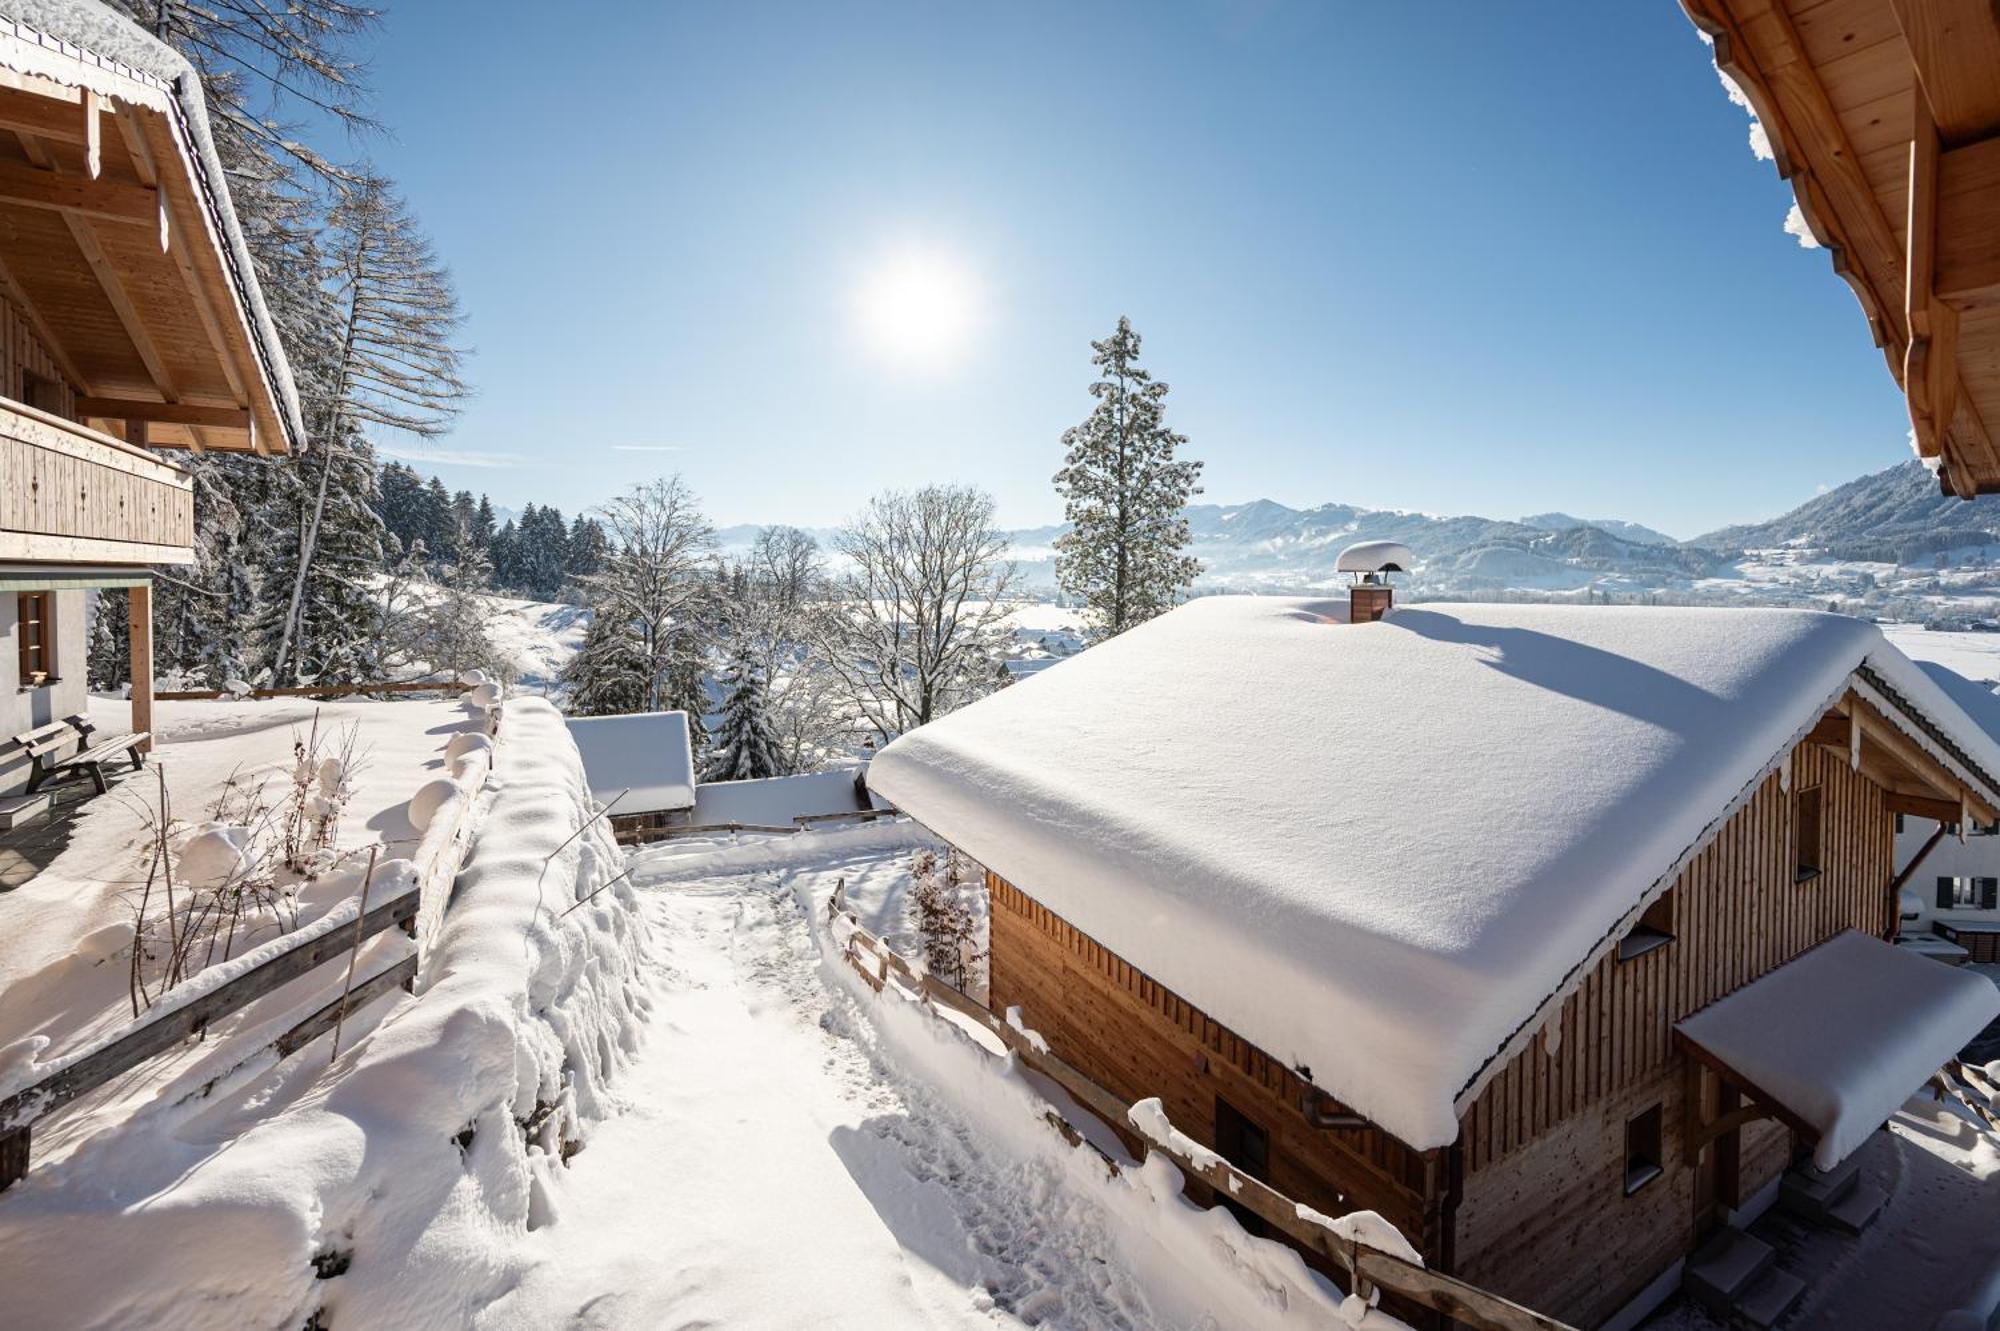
271, 175, 468, 681
576, 477, 719, 713
816, 485, 1019, 742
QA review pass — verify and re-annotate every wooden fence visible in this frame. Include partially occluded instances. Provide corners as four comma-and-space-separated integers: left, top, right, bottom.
157, 679, 473, 702
827, 889, 1576, 1331
0, 715, 500, 1192
614, 806, 900, 846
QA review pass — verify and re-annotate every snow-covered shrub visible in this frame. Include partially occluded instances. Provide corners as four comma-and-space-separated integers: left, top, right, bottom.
908, 847, 986, 993
281, 712, 366, 878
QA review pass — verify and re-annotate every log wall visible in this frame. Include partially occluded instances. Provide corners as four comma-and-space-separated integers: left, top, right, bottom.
987, 875, 1443, 1255
1451, 738, 1893, 1327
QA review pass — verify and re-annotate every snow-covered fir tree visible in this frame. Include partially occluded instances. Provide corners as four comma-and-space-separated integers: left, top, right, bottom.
561, 604, 652, 716
86, 592, 129, 691
1052, 317, 1204, 639
704, 648, 784, 781
254, 428, 387, 684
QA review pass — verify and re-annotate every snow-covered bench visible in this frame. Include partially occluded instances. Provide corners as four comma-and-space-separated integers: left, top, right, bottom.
12, 717, 148, 796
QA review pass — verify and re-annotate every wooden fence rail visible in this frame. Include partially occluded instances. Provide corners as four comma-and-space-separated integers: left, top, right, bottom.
157, 680, 472, 702
0, 884, 421, 1189
828, 890, 1576, 1331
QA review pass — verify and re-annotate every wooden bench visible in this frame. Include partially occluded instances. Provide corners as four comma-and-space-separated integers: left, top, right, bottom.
13, 717, 148, 795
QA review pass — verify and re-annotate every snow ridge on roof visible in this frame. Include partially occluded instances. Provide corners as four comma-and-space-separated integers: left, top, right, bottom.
868, 598, 2000, 1151
0, 3, 306, 449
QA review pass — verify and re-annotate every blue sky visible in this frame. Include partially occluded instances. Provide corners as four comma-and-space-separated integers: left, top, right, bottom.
354, 1, 1908, 539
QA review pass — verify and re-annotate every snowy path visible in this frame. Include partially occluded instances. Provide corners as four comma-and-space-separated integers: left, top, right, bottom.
482, 842, 1347, 1331
481, 868, 1140, 1329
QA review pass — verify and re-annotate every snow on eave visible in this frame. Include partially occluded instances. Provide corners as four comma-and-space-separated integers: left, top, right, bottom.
0, 6, 306, 452
1452, 645, 2000, 1123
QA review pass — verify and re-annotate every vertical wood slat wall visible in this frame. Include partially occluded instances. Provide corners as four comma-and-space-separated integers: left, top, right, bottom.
988, 874, 1441, 1253
0, 293, 78, 421
1457, 739, 1890, 1174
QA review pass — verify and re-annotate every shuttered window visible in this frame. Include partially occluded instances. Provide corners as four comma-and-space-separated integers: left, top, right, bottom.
1937, 877, 1999, 910
16, 592, 52, 684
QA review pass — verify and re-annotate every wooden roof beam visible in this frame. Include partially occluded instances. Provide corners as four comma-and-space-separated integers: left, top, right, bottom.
76, 397, 248, 430
1889, 0, 2000, 146
0, 247, 91, 395
0, 156, 155, 227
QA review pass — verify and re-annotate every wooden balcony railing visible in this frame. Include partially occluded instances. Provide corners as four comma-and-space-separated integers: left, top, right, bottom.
0, 398, 194, 565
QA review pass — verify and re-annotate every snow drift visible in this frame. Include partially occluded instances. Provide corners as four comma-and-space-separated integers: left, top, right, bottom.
0, 698, 650, 1329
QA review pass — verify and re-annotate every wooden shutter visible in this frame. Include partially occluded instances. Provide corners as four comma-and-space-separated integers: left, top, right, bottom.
1983, 879, 1998, 911
1940, 876, 1956, 909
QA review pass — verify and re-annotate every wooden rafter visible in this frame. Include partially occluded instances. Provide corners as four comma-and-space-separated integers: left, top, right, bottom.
76, 397, 248, 429
0, 246, 91, 395
1888, 0, 2000, 145
0, 155, 155, 226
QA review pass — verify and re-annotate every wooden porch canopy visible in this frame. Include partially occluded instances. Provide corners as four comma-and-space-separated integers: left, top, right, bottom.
0, 19, 300, 455
1804, 673, 2000, 828
1675, 930, 1999, 1168
1681, 0, 2000, 497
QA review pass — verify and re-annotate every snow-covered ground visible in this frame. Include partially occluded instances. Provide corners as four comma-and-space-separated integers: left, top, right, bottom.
1, 692, 473, 1044
475, 828, 1395, 1330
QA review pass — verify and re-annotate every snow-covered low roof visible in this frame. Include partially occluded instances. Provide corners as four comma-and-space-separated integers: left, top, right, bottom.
1677, 930, 1999, 1169
566, 711, 696, 814
867, 598, 2000, 1151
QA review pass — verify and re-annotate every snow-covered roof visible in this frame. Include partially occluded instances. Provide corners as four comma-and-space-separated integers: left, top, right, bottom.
0, 4, 305, 451
1677, 930, 1999, 1168
691, 768, 880, 827
566, 711, 696, 814
868, 598, 2000, 1151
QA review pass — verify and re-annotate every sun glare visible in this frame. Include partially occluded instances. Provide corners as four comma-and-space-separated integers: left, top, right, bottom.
853, 250, 982, 371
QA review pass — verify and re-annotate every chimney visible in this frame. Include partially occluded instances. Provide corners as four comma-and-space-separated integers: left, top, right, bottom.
1335, 540, 1412, 624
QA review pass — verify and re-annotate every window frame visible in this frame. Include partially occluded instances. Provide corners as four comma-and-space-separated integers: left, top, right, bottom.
1794, 786, 1824, 884
16, 590, 55, 688
1624, 1103, 1664, 1196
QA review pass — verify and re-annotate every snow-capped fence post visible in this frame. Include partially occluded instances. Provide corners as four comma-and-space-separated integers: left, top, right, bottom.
329, 846, 380, 1064
825, 898, 1580, 1331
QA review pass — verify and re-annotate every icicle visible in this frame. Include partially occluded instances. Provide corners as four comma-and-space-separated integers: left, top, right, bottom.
1779, 752, 1792, 793
1963, 791, 1972, 844
1849, 712, 1862, 771
1542, 1010, 1564, 1057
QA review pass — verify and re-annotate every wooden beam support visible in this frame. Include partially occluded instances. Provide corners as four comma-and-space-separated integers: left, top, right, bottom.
1886, 791, 1962, 823
1889, 0, 2000, 145
0, 246, 91, 394
62, 213, 178, 408
1801, 711, 1850, 748
0, 156, 156, 226
1852, 698, 2000, 823
1935, 136, 2000, 305
77, 397, 250, 430
1675, 1034, 1821, 1141
81, 89, 100, 179
126, 582, 152, 756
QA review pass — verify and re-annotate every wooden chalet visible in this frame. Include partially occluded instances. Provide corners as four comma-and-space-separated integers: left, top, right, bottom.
0, 12, 300, 796
1681, 0, 2000, 497
869, 578, 2000, 1329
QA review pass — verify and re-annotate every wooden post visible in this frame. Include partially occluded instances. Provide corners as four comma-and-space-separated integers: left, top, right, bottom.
0, 1125, 27, 1192
127, 581, 154, 754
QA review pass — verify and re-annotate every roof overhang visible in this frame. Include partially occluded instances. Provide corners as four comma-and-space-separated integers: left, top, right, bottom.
1675, 929, 1999, 1168
0, 17, 301, 455
1680, 0, 2000, 498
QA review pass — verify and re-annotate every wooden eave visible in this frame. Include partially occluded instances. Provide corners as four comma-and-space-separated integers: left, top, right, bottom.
0, 43, 293, 455
1680, 0, 2000, 497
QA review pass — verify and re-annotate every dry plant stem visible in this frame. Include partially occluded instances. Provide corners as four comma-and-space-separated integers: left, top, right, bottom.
557, 866, 635, 919
128, 841, 161, 1018
329, 845, 380, 1065
157, 765, 181, 986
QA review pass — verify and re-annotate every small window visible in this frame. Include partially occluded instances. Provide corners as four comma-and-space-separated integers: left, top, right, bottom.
18, 370, 61, 414
1895, 813, 1906, 834
1619, 890, 1675, 962
16, 591, 54, 685
1213, 1096, 1270, 1236
1937, 876, 1998, 910
1625, 1103, 1663, 1195
1794, 787, 1823, 883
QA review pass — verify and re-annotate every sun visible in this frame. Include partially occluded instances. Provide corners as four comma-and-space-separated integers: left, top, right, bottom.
853, 249, 982, 371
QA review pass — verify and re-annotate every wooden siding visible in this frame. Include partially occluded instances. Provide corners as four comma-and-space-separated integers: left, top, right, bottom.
1451, 739, 1893, 1327
987, 875, 1443, 1256
0, 393, 192, 563
0, 292, 76, 420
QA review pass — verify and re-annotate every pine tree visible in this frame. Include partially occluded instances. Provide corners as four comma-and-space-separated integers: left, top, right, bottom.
87, 591, 130, 691
1053, 317, 1205, 639
255, 427, 386, 684
561, 604, 651, 716
704, 648, 783, 781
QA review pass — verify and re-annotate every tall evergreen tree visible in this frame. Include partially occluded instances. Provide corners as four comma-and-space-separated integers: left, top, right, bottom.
560, 605, 651, 716
704, 648, 783, 781
1052, 317, 1205, 639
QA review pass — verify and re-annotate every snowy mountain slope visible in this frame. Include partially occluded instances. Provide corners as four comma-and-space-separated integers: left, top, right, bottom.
1693, 460, 2000, 556
1520, 511, 1677, 546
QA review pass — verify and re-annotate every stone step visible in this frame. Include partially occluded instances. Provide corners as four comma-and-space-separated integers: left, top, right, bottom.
1782, 1153, 1862, 1209
1686, 1228, 1777, 1313
1732, 1266, 1807, 1329
1824, 1181, 1887, 1235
